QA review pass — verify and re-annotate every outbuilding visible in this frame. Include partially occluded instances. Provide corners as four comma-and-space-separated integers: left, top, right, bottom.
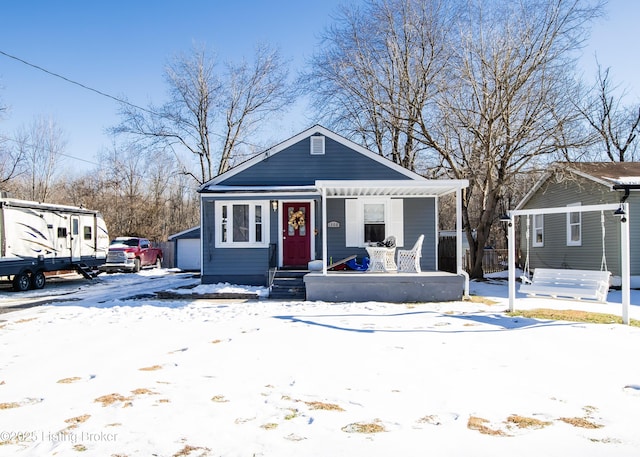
168, 226, 201, 271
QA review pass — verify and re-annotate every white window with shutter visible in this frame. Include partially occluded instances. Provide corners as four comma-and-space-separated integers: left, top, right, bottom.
310, 135, 325, 155
345, 198, 404, 247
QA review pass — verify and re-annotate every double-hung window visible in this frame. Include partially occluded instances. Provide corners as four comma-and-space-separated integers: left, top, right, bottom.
345, 198, 404, 247
566, 202, 581, 246
532, 214, 544, 247
215, 201, 269, 248
363, 202, 385, 243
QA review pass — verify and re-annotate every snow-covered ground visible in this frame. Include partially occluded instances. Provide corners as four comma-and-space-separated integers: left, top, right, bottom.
1, 270, 639, 456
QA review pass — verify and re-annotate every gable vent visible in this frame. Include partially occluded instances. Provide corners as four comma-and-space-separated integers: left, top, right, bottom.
310, 135, 325, 155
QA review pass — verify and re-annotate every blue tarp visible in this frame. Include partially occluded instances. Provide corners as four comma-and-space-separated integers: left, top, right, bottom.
346, 257, 370, 271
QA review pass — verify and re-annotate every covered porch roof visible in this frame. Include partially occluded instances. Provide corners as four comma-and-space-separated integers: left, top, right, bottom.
315, 179, 470, 297
315, 179, 468, 197
200, 179, 468, 197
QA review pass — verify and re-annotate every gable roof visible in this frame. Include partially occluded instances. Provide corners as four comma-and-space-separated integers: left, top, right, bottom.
567, 162, 640, 186
199, 124, 424, 192
516, 162, 640, 210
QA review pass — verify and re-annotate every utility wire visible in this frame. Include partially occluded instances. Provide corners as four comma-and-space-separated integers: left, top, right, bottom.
0, 49, 263, 148
0, 134, 100, 166
0, 49, 157, 116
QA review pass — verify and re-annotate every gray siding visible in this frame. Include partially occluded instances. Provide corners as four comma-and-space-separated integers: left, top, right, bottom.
629, 193, 640, 276
404, 198, 437, 271
170, 227, 200, 240
520, 176, 640, 277
325, 197, 437, 271
201, 196, 274, 286
199, 130, 443, 285
220, 136, 411, 186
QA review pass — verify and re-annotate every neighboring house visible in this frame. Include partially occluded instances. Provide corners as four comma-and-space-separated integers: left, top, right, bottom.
515, 162, 640, 286
198, 125, 469, 302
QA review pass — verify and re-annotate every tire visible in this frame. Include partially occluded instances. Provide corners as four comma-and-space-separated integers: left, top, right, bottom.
133, 258, 141, 273
12, 272, 31, 292
31, 270, 46, 289
155, 257, 162, 269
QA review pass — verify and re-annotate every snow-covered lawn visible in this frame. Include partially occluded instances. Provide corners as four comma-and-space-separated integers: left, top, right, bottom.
1, 270, 639, 456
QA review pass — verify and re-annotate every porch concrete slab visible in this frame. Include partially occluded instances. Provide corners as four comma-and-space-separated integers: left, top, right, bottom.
304, 271, 464, 303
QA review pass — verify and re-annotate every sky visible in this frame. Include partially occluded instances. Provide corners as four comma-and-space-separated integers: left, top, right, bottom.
1, 270, 640, 456
0, 0, 638, 175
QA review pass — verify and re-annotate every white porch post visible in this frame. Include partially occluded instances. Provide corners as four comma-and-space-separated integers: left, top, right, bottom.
322, 187, 328, 276
507, 214, 516, 312
620, 202, 630, 324
456, 186, 469, 297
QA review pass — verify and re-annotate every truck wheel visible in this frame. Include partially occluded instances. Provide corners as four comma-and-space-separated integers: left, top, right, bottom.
155, 257, 162, 269
12, 272, 31, 292
31, 271, 46, 289
133, 258, 141, 273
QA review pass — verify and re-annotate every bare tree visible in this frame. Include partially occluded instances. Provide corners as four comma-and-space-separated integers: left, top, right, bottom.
12, 116, 66, 201
0, 91, 24, 190
98, 141, 149, 236
577, 64, 640, 162
304, 0, 453, 170
218, 44, 295, 174
59, 147, 199, 242
307, 0, 601, 279
0, 137, 25, 188
422, 0, 601, 279
113, 43, 294, 184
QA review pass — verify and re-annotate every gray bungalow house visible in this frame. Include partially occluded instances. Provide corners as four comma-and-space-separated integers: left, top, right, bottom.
515, 162, 640, 287
198, 125, 469, 302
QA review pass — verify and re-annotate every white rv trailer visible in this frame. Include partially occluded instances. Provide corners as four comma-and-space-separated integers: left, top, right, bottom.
0, 197, 109, 291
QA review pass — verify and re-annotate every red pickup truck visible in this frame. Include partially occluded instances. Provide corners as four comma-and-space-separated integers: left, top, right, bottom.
99, 237, 163, 273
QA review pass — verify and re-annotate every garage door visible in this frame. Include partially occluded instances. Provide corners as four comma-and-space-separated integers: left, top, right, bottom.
176, 239, 201, 271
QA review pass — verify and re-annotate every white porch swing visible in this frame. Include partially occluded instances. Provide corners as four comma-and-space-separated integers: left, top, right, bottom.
507, 201, 631, 324
518, 211, 611, 302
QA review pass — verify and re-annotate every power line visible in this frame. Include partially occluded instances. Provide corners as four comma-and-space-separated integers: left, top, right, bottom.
0, 134, 100, 166
0, 49, 157, 116
0, 49, 264, 149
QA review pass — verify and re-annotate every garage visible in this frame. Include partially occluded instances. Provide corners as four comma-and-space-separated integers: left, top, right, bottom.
168, 226, 200, 271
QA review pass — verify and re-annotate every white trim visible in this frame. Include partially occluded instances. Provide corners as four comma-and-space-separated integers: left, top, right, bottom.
344, 197, 404, 247
317, 179, 469, 198
532, 214, 544, 247
321, 188, 328, 275
566, 202, 582, 246
199, 125, 425, 190
277, 199, 316, 267
516, 164, 627, 210
310, 135, 325, 155
506, 202, 631, 325
510, 203, 619, 216
168, 225, 200, 241
214, 200, 270, 248
201, 185, 319, 193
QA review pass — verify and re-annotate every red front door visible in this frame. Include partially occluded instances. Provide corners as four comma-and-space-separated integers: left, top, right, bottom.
283, 202, 311, 267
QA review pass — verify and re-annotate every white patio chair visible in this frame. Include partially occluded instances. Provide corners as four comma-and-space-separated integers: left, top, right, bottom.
397, 234, 424, 273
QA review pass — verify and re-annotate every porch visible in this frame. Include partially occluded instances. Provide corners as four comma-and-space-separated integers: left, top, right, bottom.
304, 270, 465, 303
